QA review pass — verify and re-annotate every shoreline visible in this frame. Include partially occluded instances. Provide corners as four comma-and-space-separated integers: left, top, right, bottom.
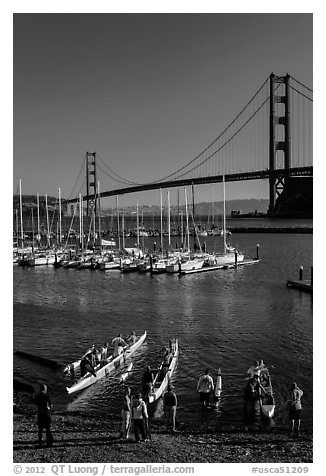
13, 392, 313, 464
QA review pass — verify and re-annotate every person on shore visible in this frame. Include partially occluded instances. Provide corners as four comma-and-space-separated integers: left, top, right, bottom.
197, 369, 214, 408
142, 366, 154, 402
288, 382, 303, 436
112, 334, 128, 357
120, 387, 132, 439
33, 384, 53, 448
131, 393, 149, 442
163, 384, 178, 433
243, 375, 266, 422
80, 354, 96, 377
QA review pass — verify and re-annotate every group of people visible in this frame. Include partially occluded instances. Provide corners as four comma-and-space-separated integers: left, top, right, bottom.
120, 383, 178, 441
141, 341, 175, 402
79, 332, 137, 377
33, 358, 304, 448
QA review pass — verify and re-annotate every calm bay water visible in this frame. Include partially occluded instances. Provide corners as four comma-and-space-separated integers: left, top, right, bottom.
13, 229, 313, 430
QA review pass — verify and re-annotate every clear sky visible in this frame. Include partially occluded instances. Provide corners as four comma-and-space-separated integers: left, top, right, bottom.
12, 9, 312, 208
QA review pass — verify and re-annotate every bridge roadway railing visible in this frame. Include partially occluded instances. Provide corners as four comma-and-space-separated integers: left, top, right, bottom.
64, 166, 312, 204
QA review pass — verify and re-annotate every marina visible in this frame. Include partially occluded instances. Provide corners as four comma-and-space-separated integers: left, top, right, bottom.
13, 229, 313, 431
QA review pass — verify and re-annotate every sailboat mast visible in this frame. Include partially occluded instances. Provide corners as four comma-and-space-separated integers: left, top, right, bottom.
192, 182, 195, 226
31, 208, 35, 252
136, 202, 140, 248
19, 179, 24, 249
223, 176, 227, 253
160, 188, 163, 254
185, 188, 190, 252
167, 190, 171, 247
15, 209, 19, 248
37, 192, 40, 245
79, 194, 83, 249
58, 188, 62, 248
122, 209, 125, 249
45, 194, 50, 248
98, 181, 102, 253
141, 209, 144, 250
116, 196, 121, 250
180, 210, 183, 249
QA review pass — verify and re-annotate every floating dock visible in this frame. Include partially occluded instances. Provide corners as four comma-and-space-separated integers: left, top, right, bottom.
180, 258, 260, 275
286, 266, 313, 294
286, 279, 313, 294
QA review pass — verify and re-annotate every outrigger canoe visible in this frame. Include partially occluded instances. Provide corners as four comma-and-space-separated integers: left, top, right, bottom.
66, 331, 147, 394
259, 367, 275, 418
148, 339, 179, 404
63, 347, 93, 375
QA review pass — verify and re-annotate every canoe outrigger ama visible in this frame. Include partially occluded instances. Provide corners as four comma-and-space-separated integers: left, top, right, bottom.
148, 339, 179, 404
66, 331, 147, 394
213, 368, 222, 407
259, 367, 275, 418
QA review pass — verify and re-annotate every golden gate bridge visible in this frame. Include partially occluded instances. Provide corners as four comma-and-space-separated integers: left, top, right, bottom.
65, 73, 313, 216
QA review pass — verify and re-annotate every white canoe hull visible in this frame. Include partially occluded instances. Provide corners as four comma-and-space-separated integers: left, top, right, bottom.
148, 340, 179, 404
66, 331, 147, 394
119, 362, 133, 383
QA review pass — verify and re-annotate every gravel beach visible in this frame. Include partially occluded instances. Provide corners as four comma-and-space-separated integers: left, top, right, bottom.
13, 392, 313, 464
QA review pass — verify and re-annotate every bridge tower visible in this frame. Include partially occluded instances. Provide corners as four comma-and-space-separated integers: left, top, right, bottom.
85, 152, 97, 217
268, 73, 291, 215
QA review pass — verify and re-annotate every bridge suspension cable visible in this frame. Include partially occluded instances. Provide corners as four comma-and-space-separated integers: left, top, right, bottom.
97, 153, 144, 186
153, 75, 271, 183
67, 155, 86, 199
288, 84, 313, 102
289, 75, 313, 93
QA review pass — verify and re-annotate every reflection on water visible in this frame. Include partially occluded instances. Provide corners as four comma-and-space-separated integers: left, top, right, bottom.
14, 232, 313, 429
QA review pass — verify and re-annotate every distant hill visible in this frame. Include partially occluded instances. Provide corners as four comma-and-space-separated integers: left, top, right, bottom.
13, 195, 269, 217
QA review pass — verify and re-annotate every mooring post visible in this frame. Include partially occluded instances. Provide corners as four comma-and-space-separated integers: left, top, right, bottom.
311, 266, 313, 286
235, 251, 238, 267
299, 265, 303, 281
149, 255, 153, 272
153, 241, 156, 253
256, 244, 260, 260
178, 259, 182, 276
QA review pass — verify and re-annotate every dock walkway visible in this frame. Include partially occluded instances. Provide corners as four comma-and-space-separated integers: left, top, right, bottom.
286, 279, 313, 294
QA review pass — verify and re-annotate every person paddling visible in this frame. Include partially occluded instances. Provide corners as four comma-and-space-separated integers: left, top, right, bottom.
112, 333, 128, 357
80, 353, 96, 377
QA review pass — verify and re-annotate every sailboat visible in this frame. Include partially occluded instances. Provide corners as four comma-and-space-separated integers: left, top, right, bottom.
166, 188, 205, 273
209, 177, 244, 266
